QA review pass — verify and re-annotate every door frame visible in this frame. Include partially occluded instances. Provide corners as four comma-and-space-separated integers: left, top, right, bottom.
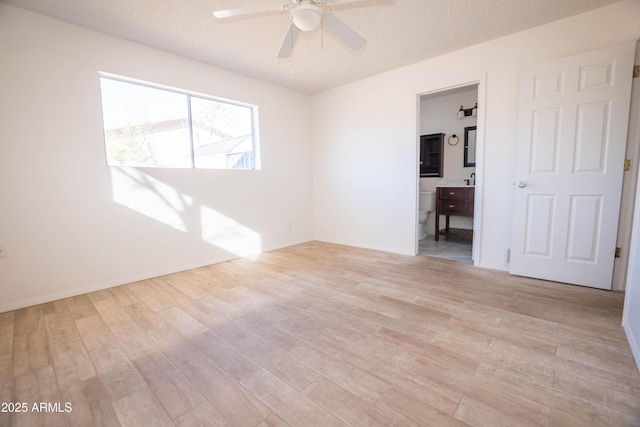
414, 75, 487, 265
613, 41, 640, 292
622, 126, 640, 370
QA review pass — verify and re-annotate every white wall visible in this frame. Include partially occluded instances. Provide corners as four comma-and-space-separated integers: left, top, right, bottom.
311, 0, 640, 267
0, 4, 313, 312
420, 87, 478, 235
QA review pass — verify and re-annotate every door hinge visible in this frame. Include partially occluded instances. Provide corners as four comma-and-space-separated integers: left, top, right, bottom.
615, 247, 621, 258
624, 159, 631, 171
634, 65, 640, 78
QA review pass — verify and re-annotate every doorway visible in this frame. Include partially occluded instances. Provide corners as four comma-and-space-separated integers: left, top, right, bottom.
416, 83, 482, 263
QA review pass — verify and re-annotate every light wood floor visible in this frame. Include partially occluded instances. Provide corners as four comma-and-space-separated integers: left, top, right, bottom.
1, 241, 639, 426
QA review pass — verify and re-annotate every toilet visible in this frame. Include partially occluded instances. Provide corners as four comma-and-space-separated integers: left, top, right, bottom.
418, 190, 436, 240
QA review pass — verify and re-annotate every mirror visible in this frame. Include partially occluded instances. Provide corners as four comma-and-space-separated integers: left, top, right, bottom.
464, 126, 476, 167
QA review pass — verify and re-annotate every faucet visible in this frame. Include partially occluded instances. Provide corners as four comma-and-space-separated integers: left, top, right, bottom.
470, 172, 476, 186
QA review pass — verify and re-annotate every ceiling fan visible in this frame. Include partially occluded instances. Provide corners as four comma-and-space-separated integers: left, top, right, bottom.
213, 0, 367, 58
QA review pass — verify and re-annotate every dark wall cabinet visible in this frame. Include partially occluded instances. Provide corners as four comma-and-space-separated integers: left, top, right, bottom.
420, 133, 444, 178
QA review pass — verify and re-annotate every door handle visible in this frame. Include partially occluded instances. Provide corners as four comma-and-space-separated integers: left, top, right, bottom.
515, 181, 527, 188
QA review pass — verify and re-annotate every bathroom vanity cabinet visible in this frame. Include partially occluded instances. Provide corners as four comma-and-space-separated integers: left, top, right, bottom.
435, 186, 474, 241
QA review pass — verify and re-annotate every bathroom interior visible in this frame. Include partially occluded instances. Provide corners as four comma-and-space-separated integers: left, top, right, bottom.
418, 84, 478, 262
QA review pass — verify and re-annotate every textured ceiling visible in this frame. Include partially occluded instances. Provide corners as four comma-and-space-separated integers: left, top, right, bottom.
2, 0, 625, 93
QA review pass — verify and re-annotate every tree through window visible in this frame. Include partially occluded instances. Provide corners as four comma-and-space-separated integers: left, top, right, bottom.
99, 76, 258, 169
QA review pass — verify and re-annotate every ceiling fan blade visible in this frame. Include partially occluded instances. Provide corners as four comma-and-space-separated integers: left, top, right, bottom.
321, 13, 366, 51
213, 4, 283, 19
321, 0, 362, 5
278, 24, 301, 58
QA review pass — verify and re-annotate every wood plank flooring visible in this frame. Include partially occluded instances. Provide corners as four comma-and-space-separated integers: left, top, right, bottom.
1, 241, 639, 426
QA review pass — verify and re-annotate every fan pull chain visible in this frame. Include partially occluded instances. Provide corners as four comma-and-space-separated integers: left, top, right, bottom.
290, 14, 295, 74
320, 21, 325, 74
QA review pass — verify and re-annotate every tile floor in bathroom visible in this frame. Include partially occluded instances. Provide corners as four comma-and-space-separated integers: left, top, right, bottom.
418, 234, 473, 263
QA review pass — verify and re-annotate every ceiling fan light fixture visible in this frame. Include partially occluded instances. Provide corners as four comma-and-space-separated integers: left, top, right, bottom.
292, 5, 322, 31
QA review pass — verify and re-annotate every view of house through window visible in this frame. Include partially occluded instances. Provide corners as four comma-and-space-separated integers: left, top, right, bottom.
99, 76, 257, 169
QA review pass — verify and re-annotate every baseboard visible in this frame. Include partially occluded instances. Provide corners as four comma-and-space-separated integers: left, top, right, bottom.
622, 316, 640, 372
0, 238, 313, 314
315, 237, 415, 256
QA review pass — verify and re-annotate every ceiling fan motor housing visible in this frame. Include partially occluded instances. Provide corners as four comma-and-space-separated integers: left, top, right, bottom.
292, 4, 322, 31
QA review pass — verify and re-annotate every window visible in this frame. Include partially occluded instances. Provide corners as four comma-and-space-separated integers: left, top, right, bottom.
99, 76, 258, 169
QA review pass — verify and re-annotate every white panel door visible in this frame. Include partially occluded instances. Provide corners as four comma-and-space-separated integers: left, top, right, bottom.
510, 43, 635, 289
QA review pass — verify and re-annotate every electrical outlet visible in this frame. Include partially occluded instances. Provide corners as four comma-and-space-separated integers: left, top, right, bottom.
504, 248, 511, 264
0, 245, 7, 259
368, 211, 375, 221
288, 222, 293, 231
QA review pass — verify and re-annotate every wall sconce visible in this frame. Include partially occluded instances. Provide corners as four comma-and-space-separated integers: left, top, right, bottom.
457, 102, 478, 119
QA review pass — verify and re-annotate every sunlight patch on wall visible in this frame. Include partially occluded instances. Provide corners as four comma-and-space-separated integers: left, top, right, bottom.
200, 206, 262, 257
111, 167, 191, 232
110, 167, 262, 258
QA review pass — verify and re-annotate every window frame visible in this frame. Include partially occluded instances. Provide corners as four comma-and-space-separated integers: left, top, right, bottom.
98, 73, 260, 170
